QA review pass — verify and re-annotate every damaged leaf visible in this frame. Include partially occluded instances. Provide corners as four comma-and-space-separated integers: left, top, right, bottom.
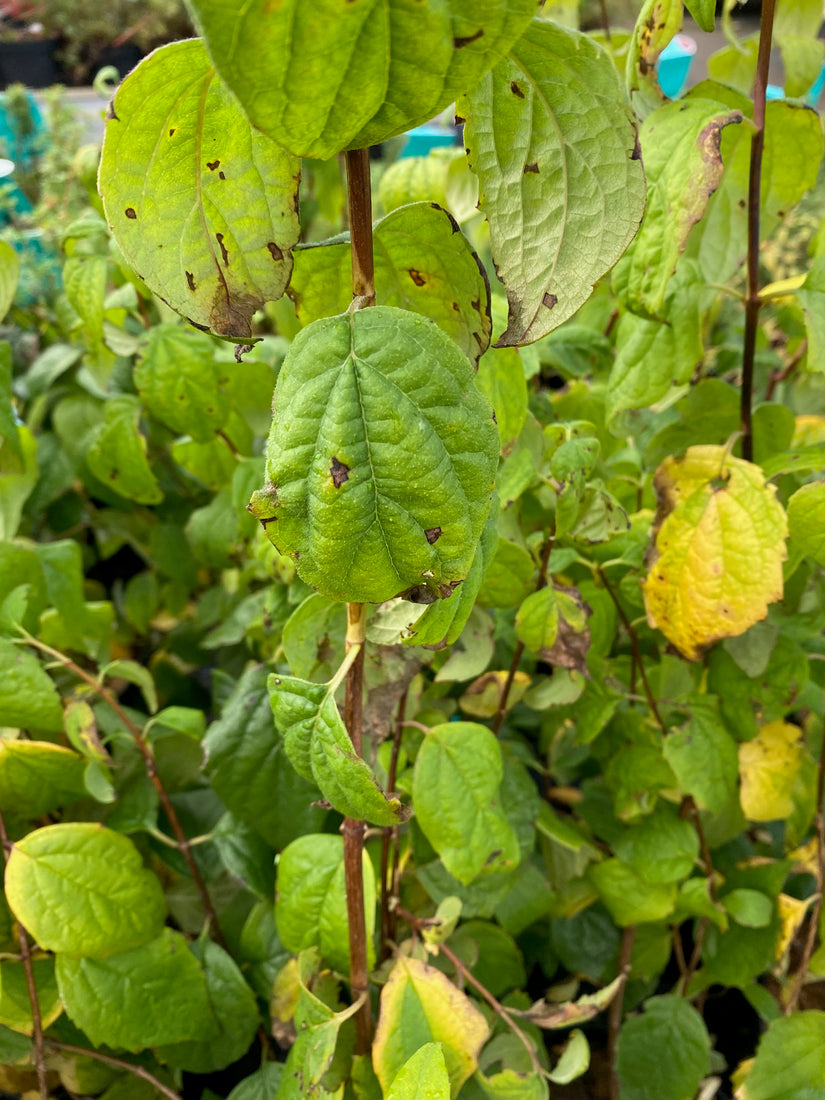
515, 584, 591, 673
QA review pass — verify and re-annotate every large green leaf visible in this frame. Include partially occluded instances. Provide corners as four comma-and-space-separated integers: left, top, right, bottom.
412, 722, 520, 885
202, 665, 325, 849
460, 19, 644, 345
5, 823, 166, 957
0, 639, 64, 733
189, 0, 536, 159
612, 100, 742, 317
373, 956, 489, 1098
134, 325, 231, 441
797, 256, 825, 375
386, 1044, 451, 1100
662, 700, 740, 815
99, 39, 300, 339
788, 482, 825, 564
740, 1011, 825, 1099
612, 803, 699, 885
0, 741, 86, 818
269, 671, 410, 826
289, 203, 492, 366
56, 929, 216, 1051
0, 958, 61, 1035
85, 395, 163, 505
276, 834, 376, 974
588, 859, 677, 925
249, 307, 498, 604
616, 996, 710, 1100
157, 940, 259, 1072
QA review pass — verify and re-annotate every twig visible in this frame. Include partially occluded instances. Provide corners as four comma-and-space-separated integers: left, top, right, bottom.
19, 634, 227, 952
764, 338, 807, 402
741, 0, 778, 462
785, 707, 825, 1013
395, 906, 543, 1077
608, 926, 637, 1100
492, 532, 555, 734
680, 918, 708, 997
44, 1039, 181, 1100
346, 149, 375, 308
380, 688, 407, 959
0, 809, 47, 1100
597, 568, 665, 733
598, 0, 612, 43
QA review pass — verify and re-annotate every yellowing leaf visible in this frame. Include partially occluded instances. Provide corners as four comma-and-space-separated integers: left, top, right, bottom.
372, 956, 489, 1098
739, 721, 805, 822
643, 446, 787, 660
459, 670, 530, 719
792, 415, 825, 446
775, 893, 813, 962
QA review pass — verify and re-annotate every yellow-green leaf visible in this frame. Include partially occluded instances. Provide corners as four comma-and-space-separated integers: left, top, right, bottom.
787, 482, 825, 565
739, 720, 805, 822
643, 446, 787, 661
372, 956, 489, 1098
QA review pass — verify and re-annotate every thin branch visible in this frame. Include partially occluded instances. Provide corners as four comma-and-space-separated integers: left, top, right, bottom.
380, 688, 407, 960
44, 1040, 181, 1100
785, 707, 825, 1013
680, 918, 709, 997
0, 809, 47, 1100
741, 0, 778, 462
19, 634, 227, 951
492, 532, 555, 734
345, 148, 375, 308
608, 925, 636, 1100
764, 338, 807, 402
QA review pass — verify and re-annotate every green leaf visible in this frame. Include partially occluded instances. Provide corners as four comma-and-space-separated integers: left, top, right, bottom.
249, 307, 498, 604
5, 823, 166, 957
460, 20, 644, 345
616, 995, 710, 1100
146, 706, 207, 741
100, 658, 157, 714
412, 722, 521, 885
0, 424, 37, 540
740, 1011, 825, 1099
373, 955, 489, 1098
0, 740, 86, 818
684, 0, 714, 32
0, 958, 61, 1035
0, 345, 23, 475
625, 0, 682, 116
282, 594, 347, 682
386, 1043, 451, 1100
227, 1065, 283, 1100
63, 256, 107, 345
798, 257, 825, 374
613, 803, 699, 885
99, 39, 300, 339
290, 203, 492, 366
476, 344, 528, 450
157, 940, 259, 1072
662, 701, 740, 815
85, 396, 163, 505
269, 670, 411, 826
724, 889, 773, 929
0, 639, 64, 733
0, 240, 19, 323
788, 482, 825, 565
477, 538, 534, 609
191, 0, 536, 159
548, 1030, 590, 1085
276, 834, 376, 974
588, 859, 677, 925
56, 929, 216, 1051
203, 665, 325, 849
134, 325, 230, 441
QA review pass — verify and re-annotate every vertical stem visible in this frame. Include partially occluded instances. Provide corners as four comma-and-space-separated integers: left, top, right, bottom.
342, 144, 376, 1054
608, 925, 637, 1100
0, 811, 47, 1100
741, 0, 777, 462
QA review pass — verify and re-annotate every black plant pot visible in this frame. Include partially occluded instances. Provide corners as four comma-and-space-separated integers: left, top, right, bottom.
0, 38, 63, 90
92, 42, 142, 81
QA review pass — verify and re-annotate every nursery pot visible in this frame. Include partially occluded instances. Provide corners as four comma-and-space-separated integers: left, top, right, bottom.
0, 37, 62, 90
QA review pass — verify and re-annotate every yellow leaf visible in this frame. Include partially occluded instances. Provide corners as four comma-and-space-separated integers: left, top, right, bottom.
775, 892, 813, 962
793, 415, 825, 446
643, 446, 787, 660
372, 955, 489, 1098
788, 838, 818, 876
459, 670, 530, 718
739, 721, 804, 822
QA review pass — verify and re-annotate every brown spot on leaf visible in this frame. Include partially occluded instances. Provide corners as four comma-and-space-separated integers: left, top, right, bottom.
219, 171, 226, 180
187, 317, 211, 333
169, 127, 176, 136
186, 271, 196, 292
207, 159, 220, 171
216, 232, 229, 265
511, 81, 525, 98
739, 198, 746, 209
471, 298, 480, 311
267, 241, 284, 261
409, 269, 426, 286
125, 207, 137, 219
454, 29, 483, 48
106, 100, 120, 121
455, 114, 466, 125
543, 292, 558, 309
631, 133, 642, 160
452, 301, 460, 312
424, 526, 442, 544
330, 456, 349, 487
524, 161, 539, 174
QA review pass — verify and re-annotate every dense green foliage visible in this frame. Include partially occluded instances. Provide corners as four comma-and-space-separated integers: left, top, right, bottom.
2, 1, 825, 1098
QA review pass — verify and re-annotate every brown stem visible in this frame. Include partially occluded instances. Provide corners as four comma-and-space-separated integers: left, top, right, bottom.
380, 689, 407, 959
608, 925, 636, 1100
345, 148, 376, 308
741, 0, 777, 462
785, 709, 825, 1013
597, 568, 665, 733
20, 636, 227, 951
44, 1040, 181, 1100
764, 338, 807, 402
598, 0, 612, 42
492, 532, 555, 734
0, 810, 47, 1100
681, 917, 708, 996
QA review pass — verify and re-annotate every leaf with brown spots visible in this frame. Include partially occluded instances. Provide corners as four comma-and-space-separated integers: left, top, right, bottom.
99, 39, 299, 340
